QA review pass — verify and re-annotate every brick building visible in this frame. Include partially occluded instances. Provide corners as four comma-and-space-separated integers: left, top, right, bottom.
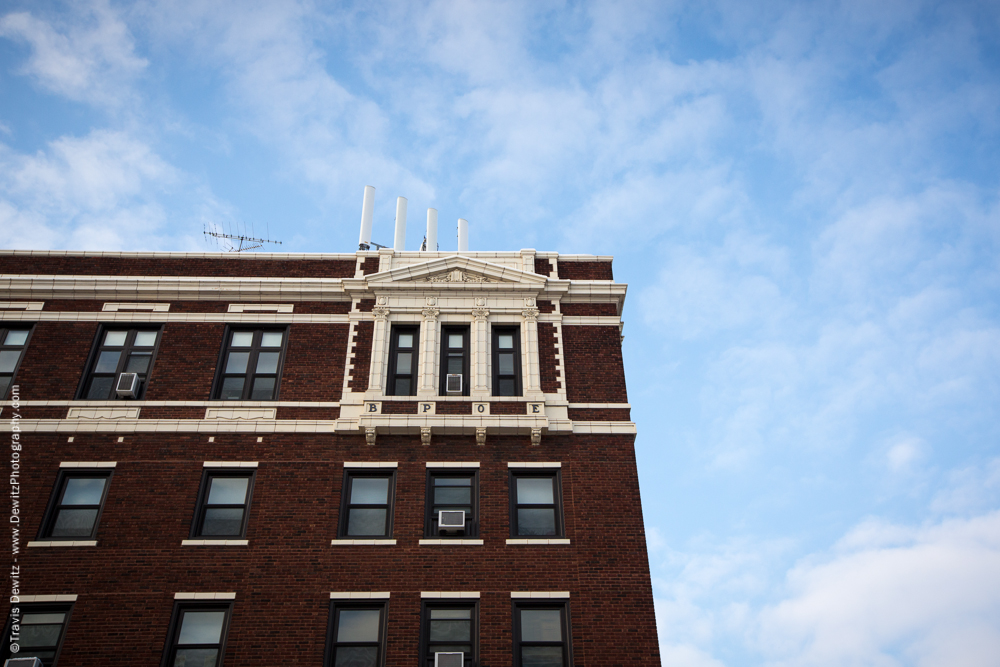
1, 242, 659, 665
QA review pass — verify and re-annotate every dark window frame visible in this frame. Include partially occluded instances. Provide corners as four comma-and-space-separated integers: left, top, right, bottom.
0, 323, 34, 401
511, 599, 573, 667
491, 324, 522, 397
439, 325, 470, 396
337, 469, 397, 539
1, 602, 74, 667
38, 468, 114, 541
386, 324, 420, 396
508, 469, 565, 538
419, 599, 479, 667
160, 601, 233, 667
75, 325, 163, 400
189, 469, 257, 539
210, 325, 290, 401
323, 599, 389, 667
424, 469, 479, 538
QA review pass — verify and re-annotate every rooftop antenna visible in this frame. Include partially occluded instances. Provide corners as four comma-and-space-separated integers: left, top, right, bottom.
203, 222, 283, 252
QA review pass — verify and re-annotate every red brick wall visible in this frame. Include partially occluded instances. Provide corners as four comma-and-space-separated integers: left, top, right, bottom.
34, 300, 351, 313
567, 408, 631, 421
360, 257, 380, 275
436, 402, 471, 415
537, 299, 555, 314
538, 322, 562, 394
13, 322, 97, 399
561, 302, 618, 316
6, 432, 659, 666
561, 326, 628, 403
534, 258, 552, 275
347, 322, 374, 392
0, 256, 356, 277
557, 261, 613, 280
281, 324, 350, 401
382, 401, 418, 414
489, 401, 526, 415
145, 323, 225, 401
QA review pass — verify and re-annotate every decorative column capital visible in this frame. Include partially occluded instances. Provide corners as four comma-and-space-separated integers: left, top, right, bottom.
372, 306, 390, 321
422, 307, 440, 321
521, 308, 539, 322
473, 308, 490, 322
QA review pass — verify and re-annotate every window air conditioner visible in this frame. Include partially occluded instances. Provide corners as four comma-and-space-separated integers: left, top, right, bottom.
434, 652, 464, 667
438, 510, 466, 531
446, 374, 462, 394
5, 658, 44, 667
115, 372, 139, 398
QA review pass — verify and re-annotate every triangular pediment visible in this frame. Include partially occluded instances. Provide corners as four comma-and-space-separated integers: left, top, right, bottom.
366, 255, 547, 286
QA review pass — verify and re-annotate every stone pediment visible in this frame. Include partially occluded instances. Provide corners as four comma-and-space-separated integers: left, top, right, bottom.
366, 255, 547, 286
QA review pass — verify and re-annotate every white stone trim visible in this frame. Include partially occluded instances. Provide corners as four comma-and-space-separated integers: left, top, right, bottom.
330, 539, 397, 546
344, 461, 398, 468
4, 400, 340, 407
66, 407, 140, 420
506, 538, 571, 545
203, 461, 258, 468
510, 591, 571, 598
60, 461, 116, 468
421, 591, 480, 598
15, 594, 78, 602
418, 539, 484, 546
330, 592, 391, 599
0, 301, 43, 310
560, 316, 622, 326
508, 462, 561, 468
571, 421, 637, 434
27, 541, 97, 548
0, 311, 351, 323
181, 539, 249, 546
228, 303, 293, 313
204, 408, 277, 420
425, 462, 480, 468
174, 592, 236, 600
102, 302, 170, 312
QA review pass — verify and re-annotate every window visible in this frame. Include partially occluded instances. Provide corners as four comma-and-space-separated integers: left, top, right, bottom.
439, 326, 469, 396
512, 601, 572, 667
492, 325, 522, 396
39, 469, 113, 540
338, 470, 395, 538
78, 327, 161, 400
509, 470, 563, 537
324, 601, 387, 667
190, 470, 255, 538
425, 470, 478, 537
1, 603, 73, 666
0, 324, 32, 400
420, 601, 478, 667
213, 327, 288, 400
162, 603, 232, 667
386, 325, 419, 396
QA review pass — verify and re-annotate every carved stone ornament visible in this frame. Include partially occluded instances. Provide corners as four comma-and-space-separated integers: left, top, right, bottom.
521, 307, 540, 322
376, 296, 389, 305
422, 307, 440, 321
475, 296, 487, 307
372, 306, 390, 321
476, 428, 487, 446
524, 297, 536, 308
421, 427, 432, 446
472, 308, 490, 322
365, 427, 377, 446
530, 428, 542, 446
421, 269, 498, 283
426, 296, 437, 306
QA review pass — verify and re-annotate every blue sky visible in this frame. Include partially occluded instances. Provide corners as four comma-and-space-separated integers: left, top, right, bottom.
2, 0, 1000, 664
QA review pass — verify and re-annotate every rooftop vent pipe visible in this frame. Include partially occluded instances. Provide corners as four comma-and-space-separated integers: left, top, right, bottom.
393, 197, 407, 250
426, 208, 438, 251
358, 185, 375, 250
457, 218, 468, 252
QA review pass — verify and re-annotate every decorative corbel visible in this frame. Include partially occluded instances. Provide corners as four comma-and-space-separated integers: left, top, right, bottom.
421, 427, 432, 446
476, 428, 487, 446
530, 428, 542, 446
365, 427, 377, 446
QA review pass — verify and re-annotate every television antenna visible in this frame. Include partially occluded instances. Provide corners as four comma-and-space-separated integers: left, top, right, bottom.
203, 221, 283, 252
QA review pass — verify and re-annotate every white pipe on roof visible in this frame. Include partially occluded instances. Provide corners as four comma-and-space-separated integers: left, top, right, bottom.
394, 196, 407, 250
457, 218, 468, 252
358, 185, 375, 249
426, 208, 438, 251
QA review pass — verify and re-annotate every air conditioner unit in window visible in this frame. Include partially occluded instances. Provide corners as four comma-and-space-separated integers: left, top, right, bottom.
5, 657, 44, 667
446, 374, 462, 394
115, 372, 139, 398
434, 652, 463, 667
438, 509, 466, 531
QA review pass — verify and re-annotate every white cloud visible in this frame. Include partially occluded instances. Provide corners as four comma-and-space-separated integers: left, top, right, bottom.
758, 512, 1000, 666
0, 0, 147, 108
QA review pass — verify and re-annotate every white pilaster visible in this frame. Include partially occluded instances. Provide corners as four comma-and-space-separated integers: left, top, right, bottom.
419, 298, 440, 398
368, 298, 391, 396
472, 297, 490, 395
522, 297, 542, 397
